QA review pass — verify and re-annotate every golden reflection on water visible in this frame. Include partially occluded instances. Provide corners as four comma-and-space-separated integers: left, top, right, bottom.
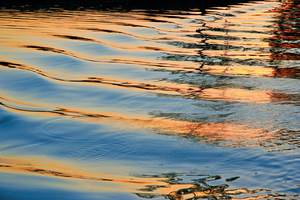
1, 155, 297, 200
0, 0, 297, 149
193, 1, 299, 78
0, 155, 166, 193
1, 93, 275, 148
201, 87, 271, 103
203, 65, 275, 76
1, 0, 297, 80
0, 156, 259, 199
0, 1, 299, 199
0, 60, 275, 106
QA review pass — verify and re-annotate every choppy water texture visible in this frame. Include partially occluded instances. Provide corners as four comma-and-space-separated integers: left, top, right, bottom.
0, 0, 300, 199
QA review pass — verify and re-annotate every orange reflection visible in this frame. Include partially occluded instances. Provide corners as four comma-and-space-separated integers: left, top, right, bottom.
201, 87, 271, 103
1, 60, 273, 104
1, 93, 275, 148
0, 155, 167, 193
193, 1, 299, 78
0, 58, 277, 148
203, 65, 275, 77
1, 155, 293, 200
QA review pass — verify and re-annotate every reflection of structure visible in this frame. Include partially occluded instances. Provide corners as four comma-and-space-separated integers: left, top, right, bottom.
136, 173, 294, 200
268, 0, 300, 78
272, 67, 300, 77
166, 183, 229, 200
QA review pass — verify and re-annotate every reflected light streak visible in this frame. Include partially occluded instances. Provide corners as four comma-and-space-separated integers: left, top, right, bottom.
0, 155, 167, 194
0, 156, 290, 200
203, 65, 275, 77
0, 94, 275, 148
0, 59, 275, 105
201, 87, 271, 104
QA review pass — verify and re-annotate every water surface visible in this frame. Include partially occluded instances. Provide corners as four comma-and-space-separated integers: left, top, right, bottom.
0, 0, 299, 199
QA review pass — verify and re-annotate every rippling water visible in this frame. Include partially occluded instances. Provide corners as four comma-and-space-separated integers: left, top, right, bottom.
0, 0, 300, 199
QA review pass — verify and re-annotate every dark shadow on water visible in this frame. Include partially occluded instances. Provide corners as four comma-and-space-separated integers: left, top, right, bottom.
1, 0, 251, 12
135, 173, 232, 200
133, 172, 297, 200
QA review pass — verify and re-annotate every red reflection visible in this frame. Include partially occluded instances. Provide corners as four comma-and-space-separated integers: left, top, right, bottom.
268, 0, 300, 77
272, 67, 300, 77
269, 91, 300, 106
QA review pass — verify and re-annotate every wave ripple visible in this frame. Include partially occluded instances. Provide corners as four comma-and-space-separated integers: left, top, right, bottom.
0, 1, 299, 199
